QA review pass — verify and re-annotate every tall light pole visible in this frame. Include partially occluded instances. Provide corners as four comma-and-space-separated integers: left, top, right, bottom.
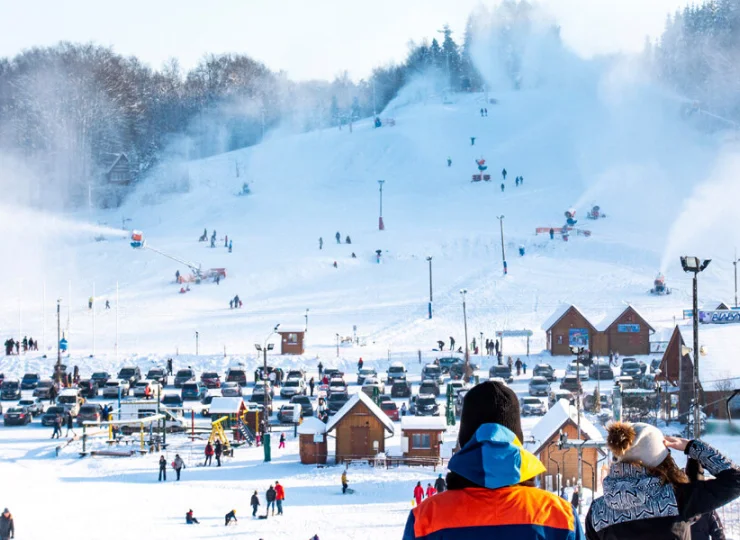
497, 215, 507, 275
570, 344, 585, 515
195, 331, 199, 356
255, 323, 280, 438
305, 309, 309, 333
733, 250, 739, 308
460, 289, 470, 381
55, 298, 62, 385
336, 333, 340, 358
681, 256, 711, 437
378, 180, 385, 231
426, 257, 433, 319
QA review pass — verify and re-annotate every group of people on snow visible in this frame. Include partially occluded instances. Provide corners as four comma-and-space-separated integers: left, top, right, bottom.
186, 481, 285, 526
199, 228, 233, 252
229, 294, 243, 309
413, 475, 447, 505
4, 336, 38, 356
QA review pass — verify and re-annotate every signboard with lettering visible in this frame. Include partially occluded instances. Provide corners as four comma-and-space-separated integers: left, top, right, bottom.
617, 324, 640, 333
569, 328, 589, 348
495, 330, 534, 337
683, 309, 694, 319
699, 310, 740, 324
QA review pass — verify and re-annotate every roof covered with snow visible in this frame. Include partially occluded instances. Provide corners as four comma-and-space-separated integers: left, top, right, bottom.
593, 305, 654, 332
526, 399, 603, 455
400, 416, 447, 431
541, 304, 575, 331
326, 391, 395, 435
208, 397, 245, 414
674, 323, 740, 388
297, 416, 327, 435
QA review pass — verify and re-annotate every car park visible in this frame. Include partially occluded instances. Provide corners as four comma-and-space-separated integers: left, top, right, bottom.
356, 367, 377, 386
161, 393, 184, 409
421, 364, 443, 384
560, 375, 582, 393
21, 373, 40, 390
133, 380, 161, 398
1, 380, 21, 400
174, 369, 196, 388
146, 368, 167, 385
589, 360, 614, 381
181, 382, 206, 401
620, 360, 644, 377
566, 362, 589, 380
528, 376, 551, 396
323, 368, 343, 379
278, 403, 302, 423
280, 378, 306, 399
77, 379, 99, 399
418, 380, 440, 397
76, 403, 104, 425
4, 406, 31, 426
438, 357, 461, 374
488, 365, 514, 383
200, 371, 222, 389
410, 395, 440, 416
102, 379, 130, 399
390, 380, 412, 398
386, 362, 407, 384
56, 389, 84, 416
18, 397, 44, 416
377, 394, 393, 406
328, 377, 348, 395
225, 368, 248, 387
533, 364, 556, 382
250, 381, 274, 403
290, 395, 314, 417
221, 382, 242, 397
91, 372, 111, 387
33, 380, 54, 399
380, 401, 399, 421
521, 397, 547, 416
327, 392, 350, 415
41, 406, 67, 426
117, 366, 142, 385
361, 377, 385, 397
549, 389, 575, 407
286, 369, 306, 381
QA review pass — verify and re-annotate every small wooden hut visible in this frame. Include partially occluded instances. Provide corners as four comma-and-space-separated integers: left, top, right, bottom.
326, 392, 394, 462
400, 416, 446, 460
297, 416, 328, 464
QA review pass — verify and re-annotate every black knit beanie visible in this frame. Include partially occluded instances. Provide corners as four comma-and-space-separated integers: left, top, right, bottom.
458, 381, 523, 447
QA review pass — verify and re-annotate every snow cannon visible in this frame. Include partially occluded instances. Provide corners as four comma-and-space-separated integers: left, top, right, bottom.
587, 205, 606, 219
565, 209, 578, 226
130, 230, 145, 249
650, 273, 671, 295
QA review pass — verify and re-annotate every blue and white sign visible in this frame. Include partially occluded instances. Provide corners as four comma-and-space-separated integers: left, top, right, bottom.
683, 309, 694, 319
617, 324, 640, 333
569, 328, 589, 348
699, 310, 740, 324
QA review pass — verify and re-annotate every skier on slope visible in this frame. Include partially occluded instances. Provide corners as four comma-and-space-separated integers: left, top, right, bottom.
502, 168, 507, 180
319, 237, 323, 250
501, 183, 505, 192
335, 232, 341, 244
447, 157, 452, 167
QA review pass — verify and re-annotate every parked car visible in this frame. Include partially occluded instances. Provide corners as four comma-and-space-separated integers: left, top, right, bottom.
549, 390, 575, 407
380, 401, 399, 421
377, 394, 393, 406
280, 378, 306, 399
616, 375, 636, 389
90, 371, 111, 387
391, 380, 412, 398
290, 395, 314, 417
221, 382, 242, 397
446, 381, 466, 396
174, 369, 196, 388
4, 406, 31, 426
589, 360, 614, 381
225, 368, 248, 387
146, 368, 167, 385
418, 380, 441, 397
250, 381, 274, 403
533, 364, 556, 381
449, 361, 479, 380
18, 397, 44, 416
649, 358, 662, 374
278, 404, 302, 423
1, 380, 21, 400
21, 373, 40, 390
41, 405, 68, 426
328, 377, 348, 395
488, 365, 514, 383
285, 369, 306, 381
455, 389, 468, 417
438, 357, 461, 374
528, 377, 551, 397
637, 373, 658, 390
102, 379, 130, 399
386, 362, 407, 383
356, 367, 377, 386
33, 380, 54, 399
327, 392, 350, 415
421, 364, 443, 384
161, 393, 184, 409
133, 380, 161, 398
117, 366, 142, 385
200, 371, 222, 389
56, 389, 84, 416
521, 397, 547, 416
323, 368, 343, 379
361, 377, 385, 397
410, 395, 440, 416
181, 382, 206, 401
566, 361, 590, 380
620, 360, 644, 377
560, 375, 583, 393
76, 403, 104, 425
76, 380, 98, 399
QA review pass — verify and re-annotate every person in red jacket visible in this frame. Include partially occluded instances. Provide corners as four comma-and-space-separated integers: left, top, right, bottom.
275, 481, 285, 515
413, 481, 424, 505
204, 442, 214, 466
425, 483, 436, 498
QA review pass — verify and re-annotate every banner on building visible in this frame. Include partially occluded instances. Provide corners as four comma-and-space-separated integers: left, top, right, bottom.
568, 328, 589, 348
617, 324, 640, 333
699, 310, 740, 324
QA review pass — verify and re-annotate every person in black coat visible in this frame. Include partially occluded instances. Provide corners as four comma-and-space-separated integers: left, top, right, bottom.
691, 512, 725, 540
0, 508, 14, 540
434, 474, 446, 494
158, 455, 167, 482
251, 490, 260, 517
266, 485, 277, 516
586, 422, 740, 540
571, 486, 580, 513
225, 509, 237, 526
214, 439, 223, 467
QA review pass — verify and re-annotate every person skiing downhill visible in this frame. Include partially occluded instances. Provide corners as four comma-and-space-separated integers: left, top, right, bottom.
335, 232, 341, 244
319, 237, 323, 250
501, 183, 505, 192
502, 168, 507, 180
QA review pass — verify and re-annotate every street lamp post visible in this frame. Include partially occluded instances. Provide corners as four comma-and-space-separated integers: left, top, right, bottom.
195, 331, 199, 356
378, 180, 385, 231
55, 299, 62, 385
733, 250, 739, 308
336, 333, 340, 358
570, 345, 585, 515
497, 215, 507, 275
305, 309, 309, 333
254, 324, 280, 438
681, 256, 711, 438
460, 289, 470, 381
426, 257, 433, 319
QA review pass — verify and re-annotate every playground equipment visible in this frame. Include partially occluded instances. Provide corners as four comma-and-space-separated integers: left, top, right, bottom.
650, 273, 671, 295
209, 416, 233, 456
565, 209, 578, 226
587, 205, 606, 219
130, 230, 226, 283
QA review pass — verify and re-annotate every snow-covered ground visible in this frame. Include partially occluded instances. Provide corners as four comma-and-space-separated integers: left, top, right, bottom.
2, 53, 740, 539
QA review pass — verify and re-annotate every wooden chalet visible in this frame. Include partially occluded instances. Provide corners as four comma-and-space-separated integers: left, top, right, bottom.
326, 392, 394, 463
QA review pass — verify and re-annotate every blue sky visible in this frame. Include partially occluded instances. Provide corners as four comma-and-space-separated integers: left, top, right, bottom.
0, 0, 690, 80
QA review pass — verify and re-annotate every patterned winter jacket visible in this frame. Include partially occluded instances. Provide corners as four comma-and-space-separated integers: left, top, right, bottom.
403, 423, 584, 540
586, 440, 740, 540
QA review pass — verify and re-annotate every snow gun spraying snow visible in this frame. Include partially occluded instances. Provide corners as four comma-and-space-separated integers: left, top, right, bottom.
586, 205, 606, 220
564, 209, 578, 226
649, 272, 671, 295
130, 230, 226, 283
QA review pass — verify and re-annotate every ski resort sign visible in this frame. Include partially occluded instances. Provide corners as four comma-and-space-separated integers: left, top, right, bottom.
699, 310, 740, 324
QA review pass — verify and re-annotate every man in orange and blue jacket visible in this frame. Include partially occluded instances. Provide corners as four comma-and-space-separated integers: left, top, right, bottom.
403, 381, 583, 540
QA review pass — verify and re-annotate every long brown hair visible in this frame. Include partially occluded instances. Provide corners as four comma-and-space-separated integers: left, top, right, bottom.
644, 454, 689, 486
